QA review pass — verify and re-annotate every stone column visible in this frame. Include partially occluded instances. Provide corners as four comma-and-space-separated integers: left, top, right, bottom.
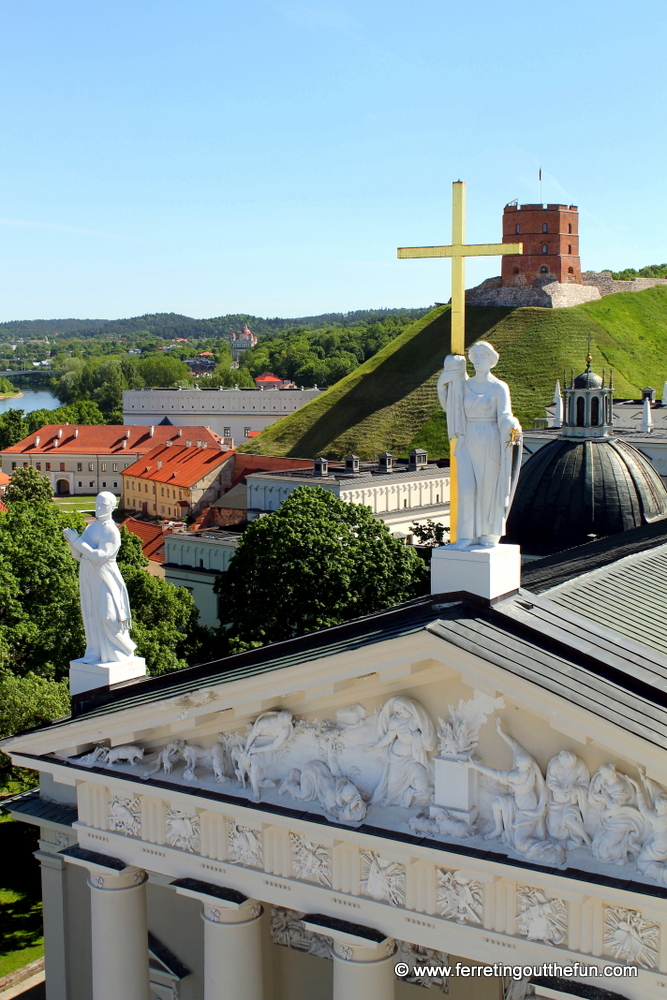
88, 868, 150, 1000
200, 900, 264, 1000
302, 914, 395, 1000
35, 851, 69, 1000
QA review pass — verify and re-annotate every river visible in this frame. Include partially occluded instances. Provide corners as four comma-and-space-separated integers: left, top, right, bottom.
0, 388, 61, 415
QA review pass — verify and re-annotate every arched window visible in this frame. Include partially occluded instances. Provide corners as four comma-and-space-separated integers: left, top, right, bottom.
568, 223, 572, 234
568, 266, 574, 274
542, 244, 548, 254
515, 224, 520, 234
568, 244, 572, 254
542, 223, 548, 233
576, 396, 585, 426
540, 266, 548, 273
591, 397, 600, 426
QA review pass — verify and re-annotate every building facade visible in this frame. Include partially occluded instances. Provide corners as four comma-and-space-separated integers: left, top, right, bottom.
122, 444, 234, 519
163, 530, 240, 627
1, 425, 222, 497
122, 387, 321, 443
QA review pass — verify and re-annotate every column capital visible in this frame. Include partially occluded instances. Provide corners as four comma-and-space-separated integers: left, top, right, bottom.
302, 913, 395, 964
59, 844, 146, 890
171, 877, 262, 924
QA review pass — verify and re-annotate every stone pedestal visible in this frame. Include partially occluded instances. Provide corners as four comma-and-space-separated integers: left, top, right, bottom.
88, 869, 150, 1000
432, 755, 478, 824
201, 902, 264, 1000
431, 544, 520, 601
69, 656, 146, 696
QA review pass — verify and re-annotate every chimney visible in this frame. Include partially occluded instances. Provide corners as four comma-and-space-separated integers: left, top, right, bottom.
57, 428, 63, 438
157, 460, 162, 470
378, 452, 393, 473
121, 440, 127, 449
53, 437, 59, 448
408, 448, 428, 471
166, 440, 173, 447
149, 425, 155, 437
74, 428, 79, 438
642, 396, 654, 434
34, 436, 40, 447
641, 387, 656, 403
344, 454, 360, 474
125, 428, 131, 438
313, 457, 329, 477
186, 440, 192, 447
176, 428, 183, 436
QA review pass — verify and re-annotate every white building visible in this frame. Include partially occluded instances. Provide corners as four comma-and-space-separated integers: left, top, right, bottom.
163, 530, 240, 627
246, 452, 450, 536
123, 387, 322, 443
6, 528, 667, 1000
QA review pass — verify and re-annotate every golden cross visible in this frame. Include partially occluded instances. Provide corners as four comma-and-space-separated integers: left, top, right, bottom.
397, 181, 523, 542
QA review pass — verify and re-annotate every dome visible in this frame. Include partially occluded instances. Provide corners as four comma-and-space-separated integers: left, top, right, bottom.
573, 369, 603, 389
506, 437, 667, 556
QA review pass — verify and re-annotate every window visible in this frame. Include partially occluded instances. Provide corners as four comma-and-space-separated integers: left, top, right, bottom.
36, 463, 41, 470
568, 223, 572, 234
576, 397, 585, 427
542, 223, 548, 233
244, 427, 251, 437
403, 499, 407, 508
591, 397, 600, 427
89, 481, 94, 488
515, 224, 520, 234
23, 462, 28, 468
101, 463, 107, 472
60, 463, 65, 472
101, 481, 106, 488
540, 266, 548, 273
160, 506, 164, 513
77, 463, 82, 472
88, 463, 94, 472
223, 427, 231, 437
436, 494, 440, 503
45, 463, 50, 471
112, 464, 118, 472
145, 484, 148, 493
542, 244, 548, 254
568, 266, 574, 274
78, 481, 82, 487
113, 481, 118, 488
568, 244, 572, 255
161, 488, 164, 496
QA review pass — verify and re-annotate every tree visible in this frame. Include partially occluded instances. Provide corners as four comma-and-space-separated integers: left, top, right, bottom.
0, 670, 71, 792
218, 486, 427, 649
410, 519, 448, 546
4, 466, 54, 504
117, 526, 149, 568
0, 408, 28, 449
26, 400, 106, 434
0, 376, 15, 394
134, 354, 190, 387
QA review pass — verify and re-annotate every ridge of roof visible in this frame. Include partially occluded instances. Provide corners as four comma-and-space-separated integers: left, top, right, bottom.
2, 424, 223, 455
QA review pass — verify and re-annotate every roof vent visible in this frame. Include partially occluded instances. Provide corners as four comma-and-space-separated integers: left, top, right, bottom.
53, 438, 59, 448
313, 457, 329, 477
149, 425, 155, 437
57, 428, 63, 439
408, 448, 428, 471
201, 441, 207, 449
344, 454, 360, 474
125, 428, 131, 438
34, 435, 40, 447
73, 428, 79, 438
642, 387, 656, 403
186, 440, 192, 448
157, 460, 162, 470
176, 428, 183, 437
378, 452, 393, 473
121, 440, 127, 449
166, 440, 173, 447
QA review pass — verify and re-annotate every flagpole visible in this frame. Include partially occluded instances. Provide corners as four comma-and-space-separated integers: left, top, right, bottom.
539, 167, 543, 205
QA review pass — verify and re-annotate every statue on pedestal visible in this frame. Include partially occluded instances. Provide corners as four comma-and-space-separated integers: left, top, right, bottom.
437, 341, 522, 548
64, 492, 136, 666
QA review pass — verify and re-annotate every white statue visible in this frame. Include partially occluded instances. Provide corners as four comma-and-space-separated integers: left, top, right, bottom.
231, 710, 293, 801
462, 719, 564, 865
366, 696, 436, 808
63, 492, 137, 664
279, 761, 367, 824
629, 768, 667, 882
546, 751, 591, 849
436, 341, 522, 547
588, 763, 644, 865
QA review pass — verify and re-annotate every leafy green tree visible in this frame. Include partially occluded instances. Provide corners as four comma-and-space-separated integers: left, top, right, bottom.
117, 526, 149, 569
4, 466, 53, 504
26, 399, 106, 434
410, 519, 448, 546
0, 670, 71, 792
199, 364, 254, 388
0, 408, 28, 449
134, 354, 190, 387
0, 376, 15, 394
218, 486, 427, 649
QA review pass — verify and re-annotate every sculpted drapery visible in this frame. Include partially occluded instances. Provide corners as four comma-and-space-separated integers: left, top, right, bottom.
437, 341, 522, 547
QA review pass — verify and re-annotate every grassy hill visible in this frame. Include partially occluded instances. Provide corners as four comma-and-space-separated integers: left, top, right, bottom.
239, 286, 667, 461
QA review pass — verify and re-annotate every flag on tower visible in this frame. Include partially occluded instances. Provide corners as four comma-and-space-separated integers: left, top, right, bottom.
539, 167, 542, 181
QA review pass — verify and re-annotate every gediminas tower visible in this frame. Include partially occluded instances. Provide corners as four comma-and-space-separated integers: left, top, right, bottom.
501, 202, 581, 286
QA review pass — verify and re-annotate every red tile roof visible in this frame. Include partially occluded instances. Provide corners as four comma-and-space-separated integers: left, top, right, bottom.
228, 454, 312, 490
122, 443, 234, 488
0, 499, 7, 513
0, 471, 10, 487
3, 424, 222, 456
120, 517, 168, 563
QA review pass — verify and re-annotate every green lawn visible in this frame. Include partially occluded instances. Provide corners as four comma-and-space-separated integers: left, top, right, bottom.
52, 495, 97, 513
238, 286, 667, 460
0, 814, 43, 978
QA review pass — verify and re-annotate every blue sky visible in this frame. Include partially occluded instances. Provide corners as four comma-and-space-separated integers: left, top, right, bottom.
0, 0, 664, 321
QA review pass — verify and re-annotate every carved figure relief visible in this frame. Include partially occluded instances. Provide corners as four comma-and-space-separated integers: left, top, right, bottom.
231, 710, 293, 801
108, 794, 141, 837
271, 907, 333, 959
360, 850, 405, 906
228, 821, 263, 867
463, 719, 565, 865
631, 768, 667, 882
182, 743, 227, 783
395, 943, 449, 991
365, 696, 436, 808
81, 744, 144, 767
545, 752, 590, 849
289, 834, 332, 887
516, 885, 567, 945
588, 764, 644, 865
165, 806, 201, 852
279, 761, 366, 824
410, 809, 473, 839
604, 906, 658, 968
436, 869, 483, 924
504, 979, 535, 1000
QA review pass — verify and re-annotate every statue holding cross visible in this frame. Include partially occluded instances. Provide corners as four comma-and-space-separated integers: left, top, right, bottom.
398, 182, 523, 547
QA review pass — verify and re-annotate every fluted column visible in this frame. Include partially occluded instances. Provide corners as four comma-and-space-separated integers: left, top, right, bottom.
303, 914, 395, 1000
88, 868, 150, 1000
201, 900, 264, 1000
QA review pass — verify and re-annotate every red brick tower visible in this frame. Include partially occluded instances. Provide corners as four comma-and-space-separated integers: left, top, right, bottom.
501, 202, 581, 286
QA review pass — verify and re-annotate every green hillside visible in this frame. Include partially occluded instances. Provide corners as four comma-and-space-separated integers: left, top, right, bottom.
239, 286, 667, 461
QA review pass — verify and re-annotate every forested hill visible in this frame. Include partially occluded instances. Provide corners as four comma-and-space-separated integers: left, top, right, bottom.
0, 307, 428, 341
239, 285, 667, 461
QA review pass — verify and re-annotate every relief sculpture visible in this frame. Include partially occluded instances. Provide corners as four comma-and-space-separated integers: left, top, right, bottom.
365, 696, 436, 808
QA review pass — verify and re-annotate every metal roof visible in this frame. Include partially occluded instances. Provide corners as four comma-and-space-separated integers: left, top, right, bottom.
5, 790, 78, 827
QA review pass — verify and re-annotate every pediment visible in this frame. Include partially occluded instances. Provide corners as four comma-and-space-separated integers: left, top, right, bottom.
8, 598, 667, 892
